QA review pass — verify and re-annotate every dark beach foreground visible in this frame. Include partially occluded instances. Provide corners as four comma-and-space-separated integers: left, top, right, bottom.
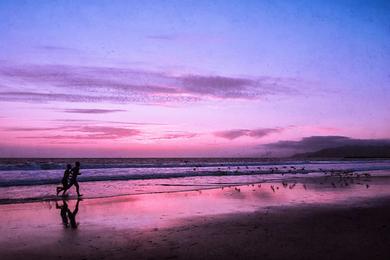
1, 175, 390, 260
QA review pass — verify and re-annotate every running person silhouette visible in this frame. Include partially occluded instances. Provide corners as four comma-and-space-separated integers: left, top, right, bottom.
56, 164, 72, 196
62, 161, 82, 197
71, 161, 82, 197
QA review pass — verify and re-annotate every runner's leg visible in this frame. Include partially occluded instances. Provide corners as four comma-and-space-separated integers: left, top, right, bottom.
74, 181, 82, 196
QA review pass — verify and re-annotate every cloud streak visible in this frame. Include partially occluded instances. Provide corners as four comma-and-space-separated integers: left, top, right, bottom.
62, 108, 127, 114
146, 34, 178, 40
152, 132, 198, 140
53, 119, 167, 126
8, 125, 141, 141
214, 128, 282, 140
0, 63, 300, 105
35, 45, 80, 53
0, 91, 199, 104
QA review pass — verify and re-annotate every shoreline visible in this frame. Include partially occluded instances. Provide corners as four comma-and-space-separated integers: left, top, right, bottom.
1, 169, 389, 205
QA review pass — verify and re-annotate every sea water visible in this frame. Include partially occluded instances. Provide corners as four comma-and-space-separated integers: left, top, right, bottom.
1, 158, 390, 204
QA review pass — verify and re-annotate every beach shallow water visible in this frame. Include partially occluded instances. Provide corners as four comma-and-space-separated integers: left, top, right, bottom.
1, 159, 390, 204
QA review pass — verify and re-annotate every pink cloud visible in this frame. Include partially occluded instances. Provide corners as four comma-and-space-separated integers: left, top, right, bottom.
152, 132, 198, 140
62, 108, 126, 114
0, 63, 300, 104
214, 128, 282, 140
14, 126, 141, 141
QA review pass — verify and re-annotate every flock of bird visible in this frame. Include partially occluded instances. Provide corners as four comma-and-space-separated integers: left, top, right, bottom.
317, 169, 371, 188
187, 164, 373, 194
215, 166, 373, 193
192, 165, 308, 175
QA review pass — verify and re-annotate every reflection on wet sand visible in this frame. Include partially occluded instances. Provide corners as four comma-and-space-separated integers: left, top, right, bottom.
74, 174, 389, 229
56, 199, 81, 229
0, 173, 387, 232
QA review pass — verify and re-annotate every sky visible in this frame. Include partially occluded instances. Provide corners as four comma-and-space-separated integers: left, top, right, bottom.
0, 0, 389, 157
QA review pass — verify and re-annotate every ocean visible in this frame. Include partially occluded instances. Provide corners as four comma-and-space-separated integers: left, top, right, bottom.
1, 158, 390, 204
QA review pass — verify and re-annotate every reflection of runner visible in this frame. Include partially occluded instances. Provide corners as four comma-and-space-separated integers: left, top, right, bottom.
56, 199, 81, 229
66, 199, 80, 229
56, 200, 69, 227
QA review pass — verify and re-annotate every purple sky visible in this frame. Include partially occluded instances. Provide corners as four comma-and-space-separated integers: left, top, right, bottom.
0, 0, 389, 157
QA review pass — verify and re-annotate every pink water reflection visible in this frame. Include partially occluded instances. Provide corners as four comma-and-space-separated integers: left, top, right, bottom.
1, 176, 390, 243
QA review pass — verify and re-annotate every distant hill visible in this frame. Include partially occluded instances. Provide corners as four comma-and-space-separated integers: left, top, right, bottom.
291, 145, 390, 159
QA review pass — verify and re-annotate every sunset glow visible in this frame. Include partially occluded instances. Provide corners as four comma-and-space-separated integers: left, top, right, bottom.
0, 0, 389, 157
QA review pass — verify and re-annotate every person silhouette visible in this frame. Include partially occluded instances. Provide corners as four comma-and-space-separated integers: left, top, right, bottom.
56, 199, 81, 229
71, 161, 82, 197
62, 161, 82, 197
57, 164, 72, 196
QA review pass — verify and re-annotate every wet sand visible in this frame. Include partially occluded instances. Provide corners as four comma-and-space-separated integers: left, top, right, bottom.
1, 176, 390, 260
